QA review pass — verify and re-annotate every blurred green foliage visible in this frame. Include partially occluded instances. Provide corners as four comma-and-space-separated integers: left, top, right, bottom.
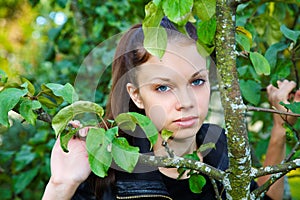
0, 0, 148, 199
0, 0, 299, 199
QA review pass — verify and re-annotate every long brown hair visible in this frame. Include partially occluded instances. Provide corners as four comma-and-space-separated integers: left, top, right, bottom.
91, 17, 198, 199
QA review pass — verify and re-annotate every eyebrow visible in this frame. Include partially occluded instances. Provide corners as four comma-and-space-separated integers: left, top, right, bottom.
149, 77, 171, 82
191, 69, 207, 79
148, 69, 207, 83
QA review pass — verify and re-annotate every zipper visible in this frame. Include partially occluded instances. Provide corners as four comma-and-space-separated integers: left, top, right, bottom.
116, 194, 173, 199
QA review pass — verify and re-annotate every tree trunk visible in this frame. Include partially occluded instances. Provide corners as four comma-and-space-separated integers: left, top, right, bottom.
215, 0, 252, 199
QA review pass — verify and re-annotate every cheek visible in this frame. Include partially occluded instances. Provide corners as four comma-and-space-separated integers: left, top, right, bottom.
196, 90, 210, 114
147, 105, 167, 131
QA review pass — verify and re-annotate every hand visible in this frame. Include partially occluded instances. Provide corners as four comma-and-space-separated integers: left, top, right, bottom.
50, 122, 91, 186
42, 122, 91, 199
267, 80, 300, 126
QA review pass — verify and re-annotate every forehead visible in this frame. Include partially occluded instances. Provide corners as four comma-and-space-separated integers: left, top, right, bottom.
137, 42, 207, 79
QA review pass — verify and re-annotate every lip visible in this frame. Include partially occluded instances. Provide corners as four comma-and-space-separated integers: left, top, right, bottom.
173, 116, 198, 128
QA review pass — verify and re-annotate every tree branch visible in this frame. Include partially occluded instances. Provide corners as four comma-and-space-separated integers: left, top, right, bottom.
216, 0, 252, 199
252, 159, 300, 178
251, 159, 300, 198
251, 171, 287, 199
36, 108, 52, 123
138, 154, 225, 181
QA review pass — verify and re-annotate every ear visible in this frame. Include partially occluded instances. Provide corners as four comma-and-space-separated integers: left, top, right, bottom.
126, 83, 144, 109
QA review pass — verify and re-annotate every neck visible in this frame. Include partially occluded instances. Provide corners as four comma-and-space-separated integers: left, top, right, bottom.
154, 135, 202, 179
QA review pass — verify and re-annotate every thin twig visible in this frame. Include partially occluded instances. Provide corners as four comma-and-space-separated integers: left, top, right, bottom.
209, 177, 222, 200
284, 141, 300, 162
247, 106, 300, 117
162, 141, 175, 158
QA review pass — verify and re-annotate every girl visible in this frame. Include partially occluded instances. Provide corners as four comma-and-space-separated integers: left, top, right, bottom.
43, 17, 293, 200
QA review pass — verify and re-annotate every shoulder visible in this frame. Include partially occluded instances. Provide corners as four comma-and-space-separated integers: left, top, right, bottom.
196, 123, 228, 170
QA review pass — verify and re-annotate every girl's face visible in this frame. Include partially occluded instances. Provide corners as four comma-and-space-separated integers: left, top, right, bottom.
127, 42, 210, 140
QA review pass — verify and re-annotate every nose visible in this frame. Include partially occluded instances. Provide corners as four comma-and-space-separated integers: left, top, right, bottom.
175, 87, 195, 110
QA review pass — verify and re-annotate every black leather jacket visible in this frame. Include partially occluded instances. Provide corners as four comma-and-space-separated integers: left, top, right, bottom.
72, 124, 260, 200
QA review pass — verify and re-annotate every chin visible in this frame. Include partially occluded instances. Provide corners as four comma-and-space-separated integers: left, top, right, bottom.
171, 127, 200, 140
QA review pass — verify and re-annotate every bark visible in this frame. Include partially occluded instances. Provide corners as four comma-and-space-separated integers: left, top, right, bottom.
215, 0, 252, 199
138, 154, 225, 181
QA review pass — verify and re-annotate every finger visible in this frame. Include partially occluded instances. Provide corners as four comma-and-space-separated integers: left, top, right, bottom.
68, 120, 82, 128
78, 127, 89, 138
266, 84, 275, 94
276, 82, 296, 99
278, 80, 296, 90
294, 90, 300, 102
277, 80, 283, 87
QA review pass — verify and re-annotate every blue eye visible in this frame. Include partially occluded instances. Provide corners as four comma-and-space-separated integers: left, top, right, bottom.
192, 79, 205, 86
156, 85, 170, 92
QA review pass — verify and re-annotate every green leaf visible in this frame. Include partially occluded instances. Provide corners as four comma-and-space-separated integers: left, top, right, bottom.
86, 128, 112, 177
162, 0, 193, 26
196, 41, 213, 57
40, 84, 64, 106
0, 88, 28, 127
37, 95, 58, 108
44, 83, 79, 104
153, 0, 161, 6
143, 2, 164, 27
280, 24, 300, 43
14, 145, 37, 172
184, 151, 200, 161
19, 99, 41, 125
60, 128, 78, 153
197, 17, 216, 46
177, 167, 187, 180
0, 69, 8, 85
105, 126, 119, 142
115, 113, 136, 132
116, 112, 158, 148
251, 14, 282, 45
142, 2, 167, 59
249, 52, 270, 76
189, 174, 206, 193
193, 0, 216, 21
236, 33, 251, 51
112, 137, 139, 173
239, 79, 261, 106
28, 130, 49, 145
0, 150, 15, 163
130, 112, 158, 148
271, 63, 291, 84
236, 26, 253, 50
52, 101, 104, 137
265, 42, 288, 70
197, 142, 215, 153
280, 102, 300, 114
161, 129, 173, 141
13, 167, 39, 194
143, 26, 167, 59
21, 77, 35, 95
